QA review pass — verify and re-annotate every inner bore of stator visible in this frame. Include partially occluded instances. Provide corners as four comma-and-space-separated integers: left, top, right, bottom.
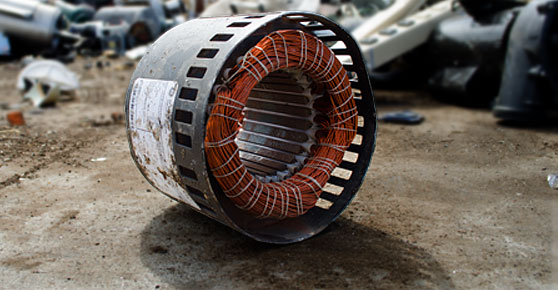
235, 69, 324, 183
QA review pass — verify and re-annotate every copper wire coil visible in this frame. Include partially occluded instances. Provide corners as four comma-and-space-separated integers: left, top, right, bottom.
205, 30, 357, 218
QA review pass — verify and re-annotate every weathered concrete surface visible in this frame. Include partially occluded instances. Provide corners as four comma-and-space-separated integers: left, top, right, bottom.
0, 59, 557, 289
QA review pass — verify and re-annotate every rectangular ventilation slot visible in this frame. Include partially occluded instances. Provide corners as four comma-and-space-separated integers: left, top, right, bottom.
287, 15, 311, 22
179, 87, 198, 100
313, 30, 336, 38
332, 167, 352, 180
319, 36, 340, 42
175, 132, 192, 148
332, 48, 350, 55
320, 192, 338, 202
227, 22, 250, 27
358, 116, 364, 127
343, 64, 356, 72
186, 185, 211, 207
342, 58, 354, 66
197, 48, 219, 59
198, 203, 217, 216
323, 183, 344, 196
339, 161, 357, 170
328, 176, 347, 187
352, 134, 363, 145
315, 198, 334, 210
343, 151, 359, 163
332, 41, 347, 49
350, 80, 361, 90
179, 166, 197, 180
245, 15, 264, 19
175, 110, 193, 124
348, 144, 360, 152
186, 185, 205, 200
306, 24, 327, 31
210, 33, 233, 41
187, 66, 207, 78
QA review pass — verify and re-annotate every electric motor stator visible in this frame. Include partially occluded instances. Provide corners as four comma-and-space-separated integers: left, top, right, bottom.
125, 12, 377, 243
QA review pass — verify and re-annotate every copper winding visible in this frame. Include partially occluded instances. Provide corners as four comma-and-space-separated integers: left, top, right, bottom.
204, 29, 357, 219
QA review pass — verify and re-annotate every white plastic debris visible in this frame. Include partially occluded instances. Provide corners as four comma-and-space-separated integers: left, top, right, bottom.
548, 174, 558, 190
125, 45, 149, 60
17, 60, 80, 107
17, 60, 80, 92
91, 157, 107, 162
23, 82, 61, 107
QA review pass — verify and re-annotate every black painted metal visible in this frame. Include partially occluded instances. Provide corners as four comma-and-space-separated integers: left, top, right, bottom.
493, 0, 558, 121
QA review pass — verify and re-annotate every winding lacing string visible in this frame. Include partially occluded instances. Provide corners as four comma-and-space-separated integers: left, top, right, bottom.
205, 30, 357, 219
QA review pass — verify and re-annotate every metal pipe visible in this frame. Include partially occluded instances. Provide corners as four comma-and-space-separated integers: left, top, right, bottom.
0, 0, 64, 45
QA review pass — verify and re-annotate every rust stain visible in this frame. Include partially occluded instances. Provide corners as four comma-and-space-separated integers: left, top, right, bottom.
50, 210, 80, 229
137, 162, 150, 178
157, 167, 169, 180
1, 256, 43, 271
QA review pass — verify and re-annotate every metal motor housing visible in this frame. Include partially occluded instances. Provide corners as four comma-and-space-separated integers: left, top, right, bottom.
0, 0, 65, 45
125, 12, 376, 243
95, 6, 162, 46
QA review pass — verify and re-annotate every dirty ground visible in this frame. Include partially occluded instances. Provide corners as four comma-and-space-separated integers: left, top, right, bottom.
0, 58, 557, 289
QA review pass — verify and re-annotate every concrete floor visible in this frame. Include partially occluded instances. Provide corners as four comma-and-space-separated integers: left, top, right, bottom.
0, 59, 557, 289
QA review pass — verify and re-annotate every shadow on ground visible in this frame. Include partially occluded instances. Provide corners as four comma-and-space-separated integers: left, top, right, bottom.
140, 204, 454, 289
497, 119, 558, 134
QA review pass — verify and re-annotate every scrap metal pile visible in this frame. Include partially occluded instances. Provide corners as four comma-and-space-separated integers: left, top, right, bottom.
0, 0, 187, 59
1, 0, 556, 120
345, 0, 558, 122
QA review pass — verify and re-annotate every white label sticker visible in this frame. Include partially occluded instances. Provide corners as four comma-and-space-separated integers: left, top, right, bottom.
128, 78, 199, 210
